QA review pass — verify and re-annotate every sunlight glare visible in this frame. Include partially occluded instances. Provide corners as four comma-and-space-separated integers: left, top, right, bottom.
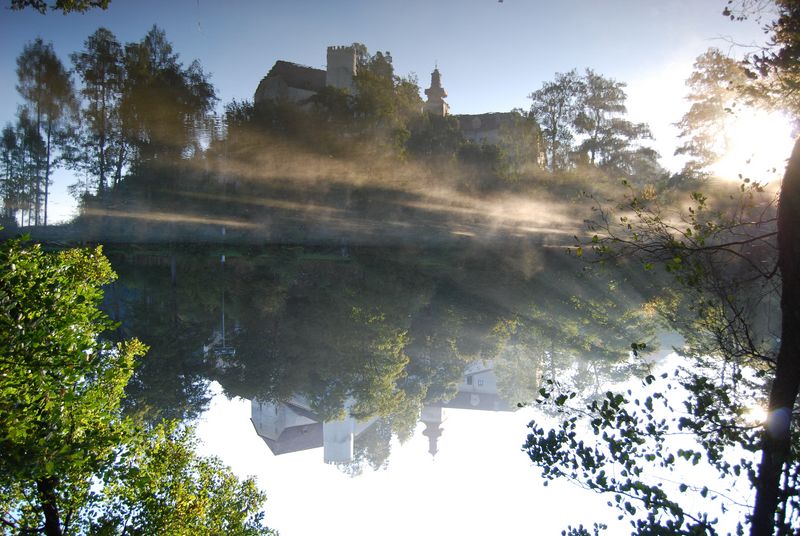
743, 405, 768, 425
711, 110, 795, 183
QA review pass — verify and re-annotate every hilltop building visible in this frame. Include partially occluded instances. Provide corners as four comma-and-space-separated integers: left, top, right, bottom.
253, 45, 523, 150
457, 112, 517, 145
254, 45, 358, 105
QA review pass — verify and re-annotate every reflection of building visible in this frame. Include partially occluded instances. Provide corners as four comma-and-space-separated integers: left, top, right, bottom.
254, 45, 357, 105
420, 361, 514, 457
250, 397, 377, 463
250, 362, 514, 462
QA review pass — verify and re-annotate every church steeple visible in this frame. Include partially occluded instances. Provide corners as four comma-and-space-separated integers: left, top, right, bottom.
424, 67, 449, 117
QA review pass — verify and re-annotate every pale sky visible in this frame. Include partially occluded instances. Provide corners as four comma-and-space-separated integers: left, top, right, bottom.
195, 353, 752, 536
0, 0, 788, 222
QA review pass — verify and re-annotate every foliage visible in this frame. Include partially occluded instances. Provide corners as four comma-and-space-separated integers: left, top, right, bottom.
15, 37, 76, 226
67, 27, 126, 195
529, 69, 660, 179
90, 422, 274, 536
0, 237, 274, 535
748, 0, 800, 116
406, 113, 464, 159
9, 0, 109, 13
1, 110, 45, 225
526, 369, 764, 534
120, 26, 216, 167
351, 48, 422, 152
456, 141, 509, 190
0, 236, 143, 534
496, 108, 543, 177
529, 69, 583, 171
674, 48, 758, 178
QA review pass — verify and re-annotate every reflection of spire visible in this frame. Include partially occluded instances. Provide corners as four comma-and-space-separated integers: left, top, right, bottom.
422, 420, 443, 457
420, 406, 446, 457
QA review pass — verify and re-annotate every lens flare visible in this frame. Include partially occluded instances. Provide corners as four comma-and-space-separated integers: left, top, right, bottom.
711, 110, 795, 183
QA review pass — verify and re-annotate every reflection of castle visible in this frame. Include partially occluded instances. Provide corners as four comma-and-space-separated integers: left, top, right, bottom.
250, 397, 377, 463
250, 361, 513, 462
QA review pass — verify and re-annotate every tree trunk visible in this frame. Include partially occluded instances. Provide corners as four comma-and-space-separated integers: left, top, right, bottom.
44, 122, 51, 227
751, 136, 800, 535
36, 477, 63, 536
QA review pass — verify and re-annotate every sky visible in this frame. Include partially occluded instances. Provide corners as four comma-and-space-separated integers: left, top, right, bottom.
194, 353, 752, 536
0, 0, 789, 222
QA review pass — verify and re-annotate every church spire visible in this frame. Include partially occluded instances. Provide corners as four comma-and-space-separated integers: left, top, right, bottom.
424, 66, 449, 117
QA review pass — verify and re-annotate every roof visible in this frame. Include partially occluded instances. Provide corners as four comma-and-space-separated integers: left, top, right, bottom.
264, 60, 326, 92
254, 421, 324, 455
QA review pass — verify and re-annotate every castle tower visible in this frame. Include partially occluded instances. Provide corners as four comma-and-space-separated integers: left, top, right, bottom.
424, 67, 449, 117
326, 45, 357, 93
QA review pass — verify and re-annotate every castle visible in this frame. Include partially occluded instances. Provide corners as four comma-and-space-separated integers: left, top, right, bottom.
254, 44, 516, 144
254, 45, 358, 103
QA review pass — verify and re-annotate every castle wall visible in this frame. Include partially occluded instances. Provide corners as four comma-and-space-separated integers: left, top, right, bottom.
254, 77, 318, 105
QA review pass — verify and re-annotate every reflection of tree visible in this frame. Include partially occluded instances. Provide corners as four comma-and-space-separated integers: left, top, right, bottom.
105, 252, 220, 424
334, 418, 393, 477
108, 244, 663, 468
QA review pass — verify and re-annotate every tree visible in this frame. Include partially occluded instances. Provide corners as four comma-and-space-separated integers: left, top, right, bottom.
737, 2, 800, 532
0, 236, 275, 535
529, 70, 583, 171
119, 26, 216, 174
15, 38, 76, 225
89, 422, 274, 535
351, 48, 422, 152
9, 0, 110, 13
575, 69, 656, 180
524, 173, 783, 532
575, 69, 629, 166
1, 111, 46, 226
0, 237, 144, 535
524, 5, 800, 530
530, 69, 659, 179
496, 108, 543, 177
69, 27, 126, 195
674, 48, 755, 178
406, 113, 464, 160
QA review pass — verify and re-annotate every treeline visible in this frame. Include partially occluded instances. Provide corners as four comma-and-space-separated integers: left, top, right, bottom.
1, 26, 670, 232
1, 26, 215, 228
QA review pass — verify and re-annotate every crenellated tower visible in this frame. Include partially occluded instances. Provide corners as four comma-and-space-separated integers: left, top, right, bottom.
326, 45, 357, 93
